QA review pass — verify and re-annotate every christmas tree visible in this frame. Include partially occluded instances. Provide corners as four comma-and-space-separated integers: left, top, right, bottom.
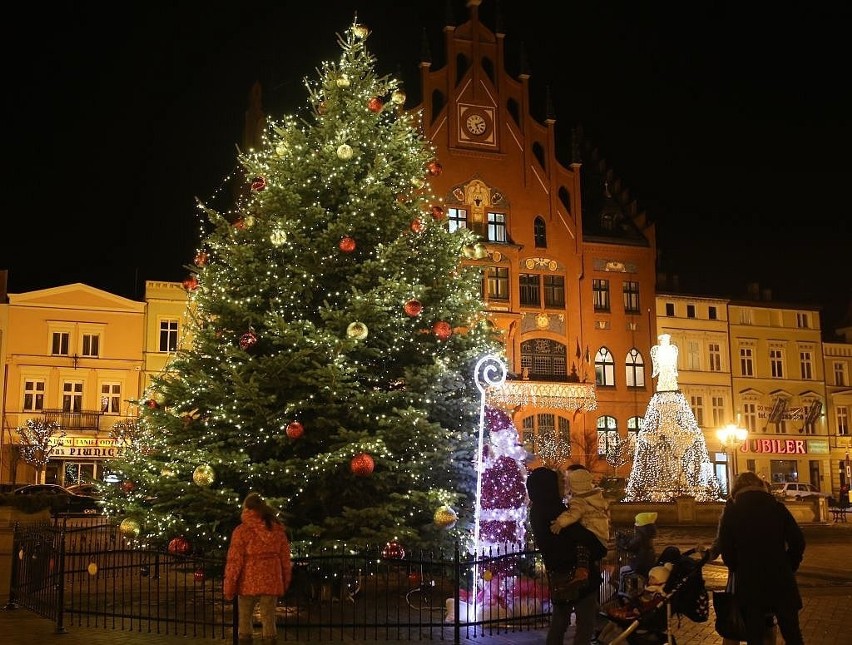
101, 20, 498, 556
623, 335, 722, 502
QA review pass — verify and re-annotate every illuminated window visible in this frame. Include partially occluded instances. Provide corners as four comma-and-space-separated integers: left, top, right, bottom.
597, 415, 618, 456
100, 382, 122, 414
708, 343, 722, 372
484, 266, 509, 301
447, 207, 468, 232
520, 339, 567, 378
623, 281, 640, 313
595, 347, 615, 386
625, 348, 645, 387
739, 346, 754, 377
593, 279, 610, 312
487, 211, 507, 242
742, 402, 758, 432
837, 406, 849, 436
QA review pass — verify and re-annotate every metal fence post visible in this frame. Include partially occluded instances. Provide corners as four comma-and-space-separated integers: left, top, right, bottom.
4, 522, 21, 610
453, 544, 461, 645
54, 518, 67, 633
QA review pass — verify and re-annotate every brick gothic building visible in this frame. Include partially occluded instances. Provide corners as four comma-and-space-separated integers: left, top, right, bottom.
243, 1, 658, 479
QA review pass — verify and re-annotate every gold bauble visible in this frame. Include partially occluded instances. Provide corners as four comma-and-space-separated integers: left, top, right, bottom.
270, 228, 288, 246
192, 464, 216, 487
336, 74, 351, 88
119, 518, 141, 538
433, 505, 458, 529
336, 144, 354, 160
346, 321, 369, 340
391, 90, 406, 105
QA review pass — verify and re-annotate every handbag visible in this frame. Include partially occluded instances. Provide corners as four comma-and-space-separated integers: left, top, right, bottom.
713, 571, 747, 641
548, 568, 580, 603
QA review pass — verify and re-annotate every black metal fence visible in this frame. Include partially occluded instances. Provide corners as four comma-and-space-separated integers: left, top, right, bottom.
7, 516, 617, 643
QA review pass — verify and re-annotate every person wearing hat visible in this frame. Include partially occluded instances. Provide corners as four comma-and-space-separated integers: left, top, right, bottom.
617, 511, 659, 579
549, 467, 611, 591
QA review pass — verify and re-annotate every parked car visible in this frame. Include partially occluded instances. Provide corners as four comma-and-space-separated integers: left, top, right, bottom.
770, 482, 829, 500
66, 482, 102, 498
13, 483, 100, 514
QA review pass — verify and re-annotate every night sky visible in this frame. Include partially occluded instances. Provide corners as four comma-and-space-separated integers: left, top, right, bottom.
3, 1, 850, 337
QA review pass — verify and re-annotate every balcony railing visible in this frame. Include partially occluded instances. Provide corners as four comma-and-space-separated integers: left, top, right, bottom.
39, 409, 103, 432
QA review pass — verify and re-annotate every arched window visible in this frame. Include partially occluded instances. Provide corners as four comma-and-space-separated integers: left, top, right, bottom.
595, 347, 615, 386
534, 216, 547, 248
522, 414, 571, 461
521, 339, 568, 378
597, 415, 618, 456
626, 348, 645, 387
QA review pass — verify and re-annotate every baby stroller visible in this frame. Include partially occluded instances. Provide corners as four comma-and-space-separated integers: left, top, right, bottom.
596, 546, 711, 645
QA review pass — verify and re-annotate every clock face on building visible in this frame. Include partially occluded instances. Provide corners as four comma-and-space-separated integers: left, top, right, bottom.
458, 105, 495, 144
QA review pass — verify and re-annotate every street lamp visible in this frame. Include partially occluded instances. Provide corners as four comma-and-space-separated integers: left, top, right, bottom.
717, 422, 748, 493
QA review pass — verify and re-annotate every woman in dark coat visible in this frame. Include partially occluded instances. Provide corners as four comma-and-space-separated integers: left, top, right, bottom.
527, 465, 607, 645
717, 471, 805, 645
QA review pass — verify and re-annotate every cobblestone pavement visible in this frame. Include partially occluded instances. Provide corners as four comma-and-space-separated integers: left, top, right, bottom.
3, 523, 850, 644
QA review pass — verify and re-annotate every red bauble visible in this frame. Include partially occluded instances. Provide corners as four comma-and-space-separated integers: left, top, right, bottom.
233, 217, 246, 230
403, 299, 423, 317
121, 480, 135, 493
239, 330, 258, 351
286, 421, 304, 439
367, 97, 384, 113
433, 321, 453, 340
182, 275, 199, 291
431, 205, 445, 220
194, 569, 205, 583
382, 541, 405, 559
407, 572, 421, 587
410, 219, 425, 234
193, 251, 208, 267
427, 161, 443, 176
250, 176, 266, 191
168, 536, 191, 555
350, 452, 375, 477
339, 236, 356, 253
145, 399, 159, 409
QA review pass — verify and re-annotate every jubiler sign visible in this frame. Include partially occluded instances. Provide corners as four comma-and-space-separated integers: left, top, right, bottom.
46, 436, 123, 459
740, 439, 806, 455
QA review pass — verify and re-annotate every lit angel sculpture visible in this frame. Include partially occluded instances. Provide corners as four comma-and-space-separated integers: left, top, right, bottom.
650, 333, 679, 392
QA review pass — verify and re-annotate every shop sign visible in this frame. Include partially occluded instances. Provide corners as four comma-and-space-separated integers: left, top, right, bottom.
806, 439, 829, 454
46, 436, 123, 459
740, 438, 807, 454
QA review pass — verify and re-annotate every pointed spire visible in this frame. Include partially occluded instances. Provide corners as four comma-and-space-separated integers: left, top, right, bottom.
545, 85, 556, 122
420, 27, 432, 64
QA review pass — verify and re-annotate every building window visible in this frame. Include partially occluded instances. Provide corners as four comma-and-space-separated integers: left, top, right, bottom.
770, 346, 785, 378
51, 331, 70, 356
834, 361, 848, 387
686, 340, 700, 370
543, 275, 565, 308
627, 416, 643, 438
597, 415, 618, 456
487, 211, 507, 242
484, 266, 510, 301
81, 333, 100, 358
665, 302, 675, 316
740, 309, 753, 325
159, 320, 179, 353
62, 381, 83, 413
796, 312, 810, 328
800, 350, 813, 380
519, 274, 540, 306
521, 416, 534, 447
711, 395, 725, 427
802, 402, 821, 435
23, 380, 45, 412
534, 216, 547, 247
625, 348, 645, 387
525, 414, 571, 455
708, 343, 722, 372
739, 346, 754, 377
100, 382, 122, 414
593, 279, 610, 312
687, 304, 696, 318
595, 347, 615, 386
709, 306, 718, 320
742, 402, 758, 432
520, 339, 568, 378
690, 395, 705, 427
622, 281, 640, 314
837, 406, 849, 436
447, 207, 468, 232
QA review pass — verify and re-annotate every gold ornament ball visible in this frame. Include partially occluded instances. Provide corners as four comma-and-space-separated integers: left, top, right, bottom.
119, 518, 141, 538
336, 144, 353, 160
433, 505, 458, 529
161, 466, 175, 478
193, 464, 216, 487
275, 142, 288, 157
270, 228, 288, 246
391, 89, 406, 105
346, 321, 369, 340
353, 23, 370, 39
87, 562, 99, 576
336, 74, 351, 88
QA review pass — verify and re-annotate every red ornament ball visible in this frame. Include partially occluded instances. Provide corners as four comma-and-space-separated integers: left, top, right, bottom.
407, 572, 421, 587
431, 205, 445, 220
250, 176, 266, 191
233, 217, 246, 230
410, 219, 425, 234
350, 452, 375, 477
433, 321, 453, 341
194, 251, 208, 267
403, 299, 423, 317
120, 480, 135, 493
239, 330, 258, 351
168, 536, 191, 556
367, 97, 384, 113
145, 399, 159, 409
286, 421, 304, 439
427, 161, 443, 176
182, 275, 199, 292
194, 569, 205, 583
339, 236, 356, 253
382, 541, 405, 559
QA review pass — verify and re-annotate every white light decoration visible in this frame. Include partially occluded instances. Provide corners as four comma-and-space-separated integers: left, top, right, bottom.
487, 380, 597, 412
